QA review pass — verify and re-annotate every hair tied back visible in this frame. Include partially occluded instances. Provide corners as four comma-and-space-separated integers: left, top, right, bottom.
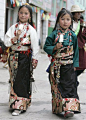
61, 8, 66, 11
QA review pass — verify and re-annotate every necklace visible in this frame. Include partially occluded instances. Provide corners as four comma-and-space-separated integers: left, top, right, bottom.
55, 28, 72, 48
14, 22, 31, 45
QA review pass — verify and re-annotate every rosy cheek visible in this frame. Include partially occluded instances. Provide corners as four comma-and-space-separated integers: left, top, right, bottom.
26, 15, 29, 19
68, 22, 71, 25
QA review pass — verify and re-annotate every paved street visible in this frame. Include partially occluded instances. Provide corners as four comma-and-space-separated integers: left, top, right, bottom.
0, 51, 86, 120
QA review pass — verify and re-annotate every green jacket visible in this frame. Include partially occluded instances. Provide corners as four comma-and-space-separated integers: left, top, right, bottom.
43, 29, 79, 67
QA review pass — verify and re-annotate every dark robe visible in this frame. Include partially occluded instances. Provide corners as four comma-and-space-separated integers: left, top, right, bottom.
76, 26, 86, 70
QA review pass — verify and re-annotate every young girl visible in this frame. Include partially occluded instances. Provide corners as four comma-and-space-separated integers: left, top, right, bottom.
4, 3, 39, 116
43, 8, 80, 118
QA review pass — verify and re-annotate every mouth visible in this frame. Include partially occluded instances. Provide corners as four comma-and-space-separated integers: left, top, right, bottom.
64, 25, 68, 26
63, 25, 68, 28
21, 18, 25, 19
21, 17, 25, 19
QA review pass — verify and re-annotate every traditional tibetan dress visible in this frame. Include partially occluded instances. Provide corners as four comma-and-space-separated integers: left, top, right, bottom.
4, 22, 39, 111
44, 29, 80, 114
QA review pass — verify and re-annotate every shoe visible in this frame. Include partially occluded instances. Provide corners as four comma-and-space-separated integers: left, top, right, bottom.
12, 110, 21, 116
64, 111, 74, 118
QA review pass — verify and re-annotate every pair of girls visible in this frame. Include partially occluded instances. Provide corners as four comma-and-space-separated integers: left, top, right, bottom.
5, 3, 80, 118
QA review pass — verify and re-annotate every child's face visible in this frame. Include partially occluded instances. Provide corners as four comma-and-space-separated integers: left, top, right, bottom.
59, 13, 71, 29
18, 6, 30, 23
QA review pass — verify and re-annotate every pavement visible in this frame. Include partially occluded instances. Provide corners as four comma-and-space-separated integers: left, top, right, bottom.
0, 50, 86, 120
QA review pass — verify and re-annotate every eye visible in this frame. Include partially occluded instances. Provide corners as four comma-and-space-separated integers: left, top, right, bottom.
20, 12, 23, 14
25, 13, 28, 15
67, 18, 71, 21
67, 19, 70, 21
61, 18, 64, 20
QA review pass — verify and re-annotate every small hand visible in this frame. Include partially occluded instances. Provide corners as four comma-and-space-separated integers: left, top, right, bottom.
32, 63, 37, 69
16, 30, 22, 38
74, 67, 76, 71
54, 43, 63, 50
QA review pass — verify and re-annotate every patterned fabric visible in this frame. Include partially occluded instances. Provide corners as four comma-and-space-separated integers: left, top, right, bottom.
53, 46, 73, 65
44, 28, 80, 114
5, 21, 39, 111
14, 22, 31, 45
50, 45, 80, 114
4, 22, 39, 60
9, 86, 31, 110
8, 51, 32, 111
50, 66, 80, 114
10, 22, 31, 51
50, 45, 80, 113
43, 29, 79, 67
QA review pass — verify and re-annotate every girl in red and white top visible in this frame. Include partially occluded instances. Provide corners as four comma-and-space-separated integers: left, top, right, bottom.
4, 3, 39, 116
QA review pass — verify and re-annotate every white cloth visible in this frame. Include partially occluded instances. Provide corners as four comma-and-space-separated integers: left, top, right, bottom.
72, 20, 79, 32
4, 23, 39, 60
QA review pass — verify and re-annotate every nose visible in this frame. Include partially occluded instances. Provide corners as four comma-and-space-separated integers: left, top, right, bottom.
22, 13, 25, 16
64, 20, 67, 24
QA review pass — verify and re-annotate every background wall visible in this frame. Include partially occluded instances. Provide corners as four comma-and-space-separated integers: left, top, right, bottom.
0, 0, 6, 41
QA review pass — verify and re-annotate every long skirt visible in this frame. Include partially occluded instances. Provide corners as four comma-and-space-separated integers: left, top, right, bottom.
8, 51, 32, 111
50, 64, 80, 114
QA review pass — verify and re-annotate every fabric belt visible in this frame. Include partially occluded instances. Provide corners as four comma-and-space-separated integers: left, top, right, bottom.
11, 45, 29, 51
58, 59, 73, 65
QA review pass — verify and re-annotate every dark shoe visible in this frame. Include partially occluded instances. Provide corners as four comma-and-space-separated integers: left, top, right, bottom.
64, 111, 74, 118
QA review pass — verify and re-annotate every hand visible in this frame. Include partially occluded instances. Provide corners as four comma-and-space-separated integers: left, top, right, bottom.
2, 52, 8, 63
74, 67, 76, 71
32, 59, 38, 69
16, 30, 21, 38
11, 30, 22, 44
32, 63, 37, 69
54, 43, 62, 50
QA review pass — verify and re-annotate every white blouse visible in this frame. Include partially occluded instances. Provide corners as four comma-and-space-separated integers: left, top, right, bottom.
4, 23, 39, 60
72, 20, 79, 32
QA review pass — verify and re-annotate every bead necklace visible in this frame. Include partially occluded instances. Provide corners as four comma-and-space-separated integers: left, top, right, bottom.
14, 22, 31, 45
55, 28, 72, 48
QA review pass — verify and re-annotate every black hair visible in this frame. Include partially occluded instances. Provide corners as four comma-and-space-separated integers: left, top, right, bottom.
53, 8, 73, 31
80, 15, 84, 20
17, 5, 34, 27
71, 12, 77, 21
